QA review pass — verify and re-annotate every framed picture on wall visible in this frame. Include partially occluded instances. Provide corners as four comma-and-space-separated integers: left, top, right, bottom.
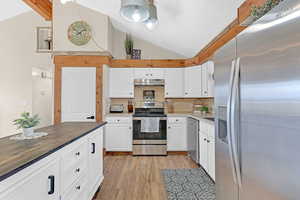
132, 49, 141, 60
37, 27, 52, 53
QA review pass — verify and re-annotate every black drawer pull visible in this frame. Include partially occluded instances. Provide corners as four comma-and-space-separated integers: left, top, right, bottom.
75, 152, 80, 156
76, 186, 81, 190
75, 168, 80, 173
48, 175, 55, 195
92, 143, 96, 154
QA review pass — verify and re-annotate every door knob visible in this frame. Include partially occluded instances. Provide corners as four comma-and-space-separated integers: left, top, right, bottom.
86, 116, 95, 119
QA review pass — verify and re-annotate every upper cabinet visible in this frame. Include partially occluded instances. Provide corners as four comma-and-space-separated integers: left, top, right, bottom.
184, 65, 203, 98
109, 68, 134, 98
164, 68, 184, 98
202, 61, 214, 97
134, 68, 164, 79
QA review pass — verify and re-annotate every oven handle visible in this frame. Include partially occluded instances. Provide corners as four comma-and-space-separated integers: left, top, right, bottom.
133, 117, 167, 121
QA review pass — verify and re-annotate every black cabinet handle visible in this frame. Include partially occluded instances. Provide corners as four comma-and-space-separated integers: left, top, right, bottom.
76, 186, 81, 190
86, 116, 95, 119
48, 175, 55, 195
75, 168, 80, 173
75, 152, 80, 156
92, 143, 96, 154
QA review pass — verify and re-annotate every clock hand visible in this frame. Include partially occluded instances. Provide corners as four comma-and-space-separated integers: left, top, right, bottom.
77, 29, 87, 35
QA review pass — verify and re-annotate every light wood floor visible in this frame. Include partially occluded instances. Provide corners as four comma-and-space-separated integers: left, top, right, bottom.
94, 155, 198, 200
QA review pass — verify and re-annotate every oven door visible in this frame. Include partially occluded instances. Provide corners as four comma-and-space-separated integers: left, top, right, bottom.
133, 117, 167, 141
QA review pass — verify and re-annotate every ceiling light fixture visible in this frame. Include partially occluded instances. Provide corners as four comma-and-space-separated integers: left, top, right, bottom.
120, 0, 150, 23
144, 0, 158, 30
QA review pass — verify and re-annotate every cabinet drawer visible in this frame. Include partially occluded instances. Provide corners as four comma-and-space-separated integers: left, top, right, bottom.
61, 141, 87, 174
168, 117, 186, 124
106, 117, 131, 124
62, 174, 88, 200
61, 156, 87, 192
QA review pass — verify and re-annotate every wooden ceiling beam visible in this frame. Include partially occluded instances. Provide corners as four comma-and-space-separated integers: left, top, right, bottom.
111, 59, 186, 68
23, 0, 52, 21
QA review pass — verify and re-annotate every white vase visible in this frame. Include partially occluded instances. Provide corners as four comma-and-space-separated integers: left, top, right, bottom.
23, 127, 34, 137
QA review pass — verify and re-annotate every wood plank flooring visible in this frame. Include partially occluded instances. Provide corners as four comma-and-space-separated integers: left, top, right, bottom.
94, 155, 198, 200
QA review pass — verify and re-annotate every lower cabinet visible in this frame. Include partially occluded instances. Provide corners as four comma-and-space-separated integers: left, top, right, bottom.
167, 117, 187, 151
199, 121, 215, 181
0, 158, 60, 200
87, 128, 104, 199
105, 117, 132, 152
0, 127, 104, 200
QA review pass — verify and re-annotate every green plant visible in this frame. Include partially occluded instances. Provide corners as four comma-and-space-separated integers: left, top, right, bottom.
13, 112, 40, 129
124, 34, 133, 55
251, 0, 283, 20
200, 106, 209, 113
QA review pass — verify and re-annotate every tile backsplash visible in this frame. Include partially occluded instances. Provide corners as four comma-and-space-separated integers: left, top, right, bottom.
109, 86, 214, 114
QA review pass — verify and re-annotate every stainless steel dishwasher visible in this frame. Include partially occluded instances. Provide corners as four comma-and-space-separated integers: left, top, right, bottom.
187, 117, 199, 163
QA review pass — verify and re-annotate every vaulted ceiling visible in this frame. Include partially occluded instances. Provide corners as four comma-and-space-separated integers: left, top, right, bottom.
76, 0, 245, 57
3, 0, 246, 58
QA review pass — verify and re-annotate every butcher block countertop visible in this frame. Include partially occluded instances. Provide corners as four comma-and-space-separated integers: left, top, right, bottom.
0, 122, 106, 182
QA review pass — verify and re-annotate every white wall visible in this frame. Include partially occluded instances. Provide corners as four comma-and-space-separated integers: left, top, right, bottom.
53, 1, 112, 53
0, 12, 53, 138
112, 28, 185, 59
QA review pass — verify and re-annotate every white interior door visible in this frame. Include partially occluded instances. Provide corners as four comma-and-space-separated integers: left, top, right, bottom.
61, 67, 96, 122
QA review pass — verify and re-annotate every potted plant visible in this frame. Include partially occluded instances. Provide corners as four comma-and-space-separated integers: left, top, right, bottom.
124, 34, 133, 59
200, 106, 209, 114
13, 112, 40, 137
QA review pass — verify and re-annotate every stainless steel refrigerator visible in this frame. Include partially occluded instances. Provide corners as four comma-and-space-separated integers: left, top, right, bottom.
214, 0, 300, 199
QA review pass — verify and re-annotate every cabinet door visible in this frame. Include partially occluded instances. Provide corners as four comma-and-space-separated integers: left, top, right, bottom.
202, 61, 214, 97
184, 66, 202, 97
134, 68, 149, 79
167, 124, 187, 151
109, 68, 134, 98
207, 61, 215, 97
105, 124, 132, 151
88, 128, 104, 197
164, 68, 184, 97
149, 68, 164, 79
208, 138, 215, 181
199, 132, 208, 171
0, 159, 60, 200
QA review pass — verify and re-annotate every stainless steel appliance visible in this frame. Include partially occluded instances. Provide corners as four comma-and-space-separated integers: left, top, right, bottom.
187, 117, 199, 163
133, 108, 167, 155
110, 104, 124, 113
214, 1, 300, 199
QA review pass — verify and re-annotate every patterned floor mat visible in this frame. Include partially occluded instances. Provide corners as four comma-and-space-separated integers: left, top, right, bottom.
161, 168, 216, 200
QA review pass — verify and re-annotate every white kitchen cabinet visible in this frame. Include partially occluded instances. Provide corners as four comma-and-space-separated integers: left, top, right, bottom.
199, 120, 215, 181
202, 61, 214, 97
109, 68, 134, 98
0, 126, 104, 200
199, 132, 208, 171
87, 128, 104, 199
184, 65, 202, 97
167, 117, 187, 151
134, 68, 164, 79
164, 68, 184, 98
105, 117, 132, 151
0, 159, 60, 200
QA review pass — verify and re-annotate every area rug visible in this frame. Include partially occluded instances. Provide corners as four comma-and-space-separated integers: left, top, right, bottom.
161, 168, 216, 200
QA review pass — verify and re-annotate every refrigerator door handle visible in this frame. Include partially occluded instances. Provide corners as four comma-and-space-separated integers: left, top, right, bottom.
231, 57, 242, 188
227, 59, 238, 184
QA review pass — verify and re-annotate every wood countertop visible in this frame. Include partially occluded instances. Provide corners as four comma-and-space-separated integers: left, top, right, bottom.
0, 122, 106, 182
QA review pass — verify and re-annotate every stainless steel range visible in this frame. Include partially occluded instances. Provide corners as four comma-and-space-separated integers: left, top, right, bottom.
132, 107, 167, 156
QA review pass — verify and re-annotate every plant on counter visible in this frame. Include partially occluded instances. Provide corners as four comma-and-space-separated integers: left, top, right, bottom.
124, 34, 134, 59
251, 0, 284, 21
13, 112, 40, 137
200, 106, 209, 114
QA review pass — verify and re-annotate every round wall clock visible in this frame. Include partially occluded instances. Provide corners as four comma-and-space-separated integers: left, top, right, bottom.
67, 21, 92, 46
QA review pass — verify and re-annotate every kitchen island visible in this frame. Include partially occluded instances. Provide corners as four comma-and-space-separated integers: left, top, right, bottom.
0, 122, 106, 200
